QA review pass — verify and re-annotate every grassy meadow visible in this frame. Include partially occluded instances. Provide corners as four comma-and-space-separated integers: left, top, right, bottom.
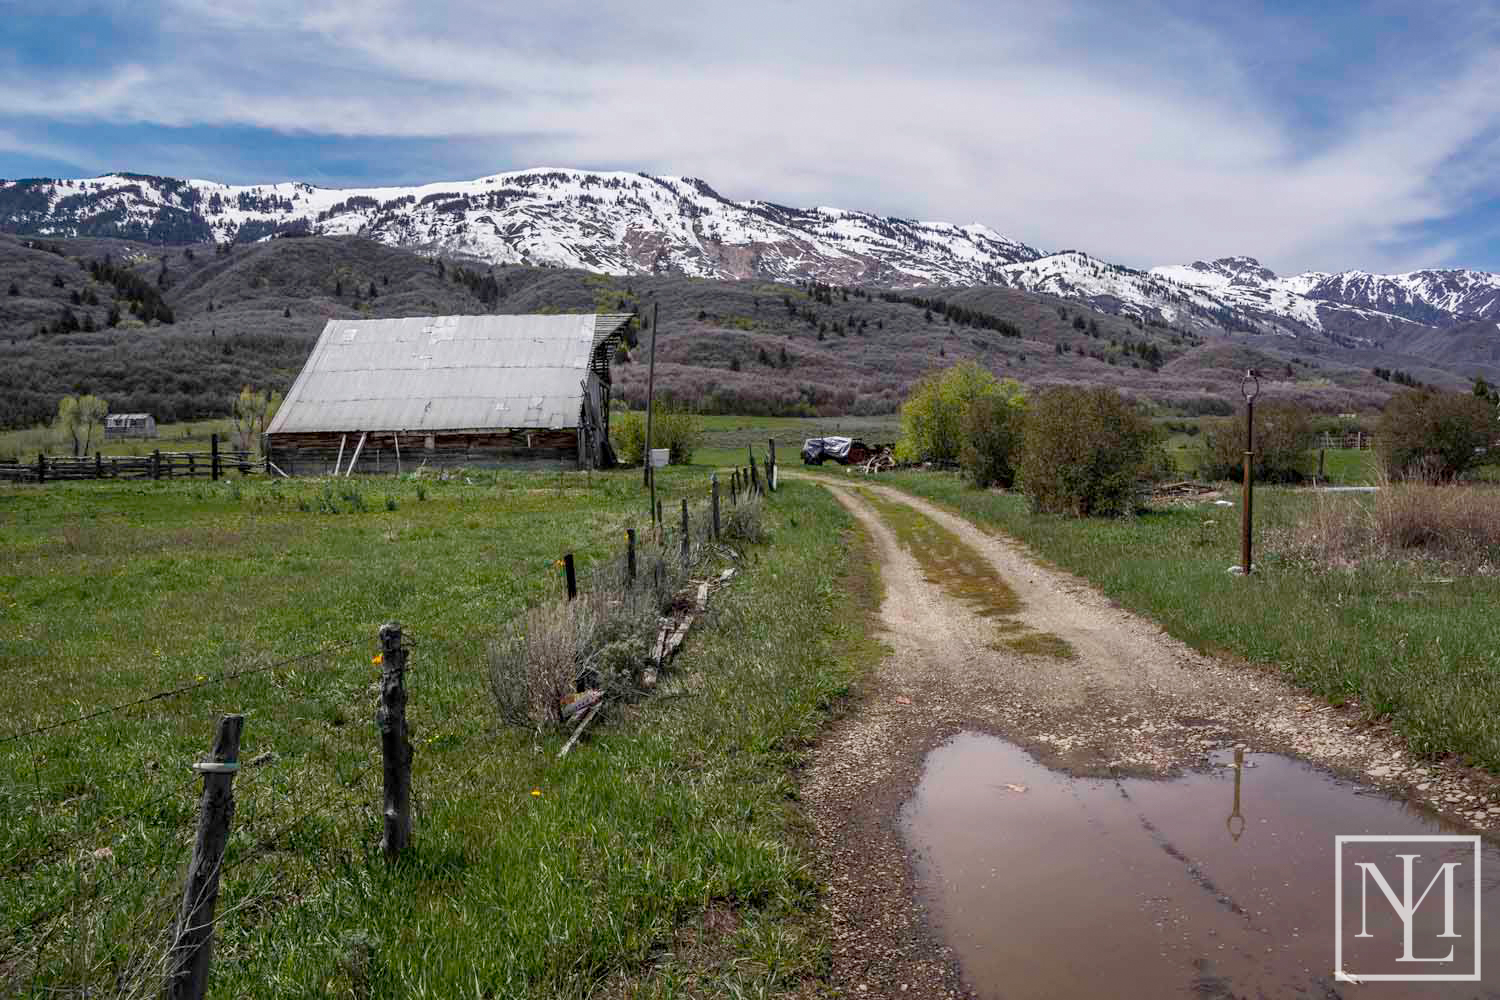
871, 470, 1500, 770
0, 469, 881, 998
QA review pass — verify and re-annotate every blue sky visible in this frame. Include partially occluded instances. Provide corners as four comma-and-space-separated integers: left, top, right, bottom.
2, 0, 1499, 274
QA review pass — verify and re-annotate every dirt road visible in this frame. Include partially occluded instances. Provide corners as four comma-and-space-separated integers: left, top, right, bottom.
801, 479, 1500, 999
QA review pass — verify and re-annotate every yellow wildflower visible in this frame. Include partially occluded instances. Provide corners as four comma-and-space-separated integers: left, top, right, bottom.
530, 788, 542, 797
371, 653, 382, 665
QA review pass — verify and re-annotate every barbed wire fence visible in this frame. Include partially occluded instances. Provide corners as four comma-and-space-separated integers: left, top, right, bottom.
1, 456, 775, 1000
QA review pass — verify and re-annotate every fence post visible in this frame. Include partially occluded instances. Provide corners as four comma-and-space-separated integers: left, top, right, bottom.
377, 623, 412, 860
152, 450, 162, 481
767, 439, 777, 492
711, 473, 720, 541
165, 713, 243, 1000
627, 528, 637, 582
95, 452, 102, 479
680, 498, 690, 561
36, 452, 44, 484
564, 552, 577, 600
188, 453, 196, 477
749, 454, 759, 495
211, 434, 220, 481
731, 471, 738, 506
655, 499, 663, 529
1317, 448, 1326, 482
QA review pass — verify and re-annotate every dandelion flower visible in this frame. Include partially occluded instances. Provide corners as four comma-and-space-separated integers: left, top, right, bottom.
371, 653, 382, 665
530, 788, 542, 797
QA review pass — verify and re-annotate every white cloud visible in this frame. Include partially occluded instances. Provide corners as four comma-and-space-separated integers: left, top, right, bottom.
1, 0, 1498, 274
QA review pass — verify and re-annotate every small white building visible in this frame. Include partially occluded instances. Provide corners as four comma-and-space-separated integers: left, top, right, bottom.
104, 413, 157, 440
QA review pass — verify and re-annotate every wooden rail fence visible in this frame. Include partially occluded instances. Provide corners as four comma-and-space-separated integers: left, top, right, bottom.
0, 434, 260, 483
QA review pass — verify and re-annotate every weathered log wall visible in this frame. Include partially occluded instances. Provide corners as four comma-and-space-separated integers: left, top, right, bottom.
267, 429, 581, 476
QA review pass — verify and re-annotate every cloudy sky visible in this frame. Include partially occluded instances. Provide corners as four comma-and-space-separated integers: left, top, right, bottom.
3, 0, 1499, 274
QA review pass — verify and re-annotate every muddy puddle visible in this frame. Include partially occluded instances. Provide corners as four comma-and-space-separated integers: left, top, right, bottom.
903, 733, 1500, 998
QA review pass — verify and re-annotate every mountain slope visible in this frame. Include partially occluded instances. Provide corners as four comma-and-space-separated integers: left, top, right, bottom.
0, 170, 1040, 288
2, 167, 1497, 379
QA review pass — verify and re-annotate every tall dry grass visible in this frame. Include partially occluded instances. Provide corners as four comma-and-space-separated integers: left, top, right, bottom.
487, 496, 764, 724
1274, 475, 1500, 570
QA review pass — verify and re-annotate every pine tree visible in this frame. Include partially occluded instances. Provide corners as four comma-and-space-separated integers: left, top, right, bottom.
729, 356, 741, 371
70, 290, 82, 305
369, 281, 378, 299
52, 275, 65, 289
779, 345, 789, 368
6, 281, 17, 296
283, 306, 291, 318
335, 279, 343, 297
758, 346, 771, 366
106, 305, 120, 327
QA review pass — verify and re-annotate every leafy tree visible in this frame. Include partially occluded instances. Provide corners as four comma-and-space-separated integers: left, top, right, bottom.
959, 381, 1027, 488
1018, 386, 1159, 517
76, 394, 108, 453
232, 387, 284, 452
1376, 389, 1494, 482
895, 361, 1002, 465
54, 395, 81, 455
1200, 402, 1314, 483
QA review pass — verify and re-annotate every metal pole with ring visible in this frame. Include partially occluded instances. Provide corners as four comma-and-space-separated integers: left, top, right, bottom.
1240, 369, 1261, 576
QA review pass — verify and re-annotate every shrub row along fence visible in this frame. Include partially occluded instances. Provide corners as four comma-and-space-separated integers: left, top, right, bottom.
0, 434, 260, 483
1, 458, 775, 1000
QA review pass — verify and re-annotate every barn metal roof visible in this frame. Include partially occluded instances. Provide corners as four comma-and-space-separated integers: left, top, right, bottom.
265, 313, 633, 434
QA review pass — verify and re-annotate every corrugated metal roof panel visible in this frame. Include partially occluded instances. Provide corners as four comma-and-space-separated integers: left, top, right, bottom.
266, 313, 633, 434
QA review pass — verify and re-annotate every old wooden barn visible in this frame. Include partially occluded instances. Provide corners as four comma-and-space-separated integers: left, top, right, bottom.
264, 312, 633, 475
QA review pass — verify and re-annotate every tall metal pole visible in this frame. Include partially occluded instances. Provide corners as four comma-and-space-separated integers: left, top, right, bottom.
1240, 371, 1259, 576
643, 302, 659, 523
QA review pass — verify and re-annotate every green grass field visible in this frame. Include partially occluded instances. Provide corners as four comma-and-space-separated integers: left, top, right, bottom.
0, 471, 880, 997
871, 470, 1500, 771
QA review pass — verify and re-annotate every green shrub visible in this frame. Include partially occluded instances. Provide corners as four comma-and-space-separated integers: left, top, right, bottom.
1017, 386, 1158, 517
895, 361, 1005, 465
1377, 389, 1496, 482
610, 403, 704, 466
959, 386, 1027, 489
1200, 402, 1315, 483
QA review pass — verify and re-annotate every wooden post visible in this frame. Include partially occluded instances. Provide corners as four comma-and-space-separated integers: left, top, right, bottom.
564, 553, 577, 601
1317, 448, 1326, 483
188, 453, 196, 477
94, 452, 102, 480
711, 474, 720, 541
644, 302, 660, 523
731, 471, 738, 506
680, 498, 689, 561
36, 452, 44, 484
377, 623, 412, 860
767, 438, 777, 492
152, 450, 162, 481
655, 498, 663, 528
749, 452, 759, 495
165, 714, 243, 1000
627, 529, 637, 582
211, 434, 220, 481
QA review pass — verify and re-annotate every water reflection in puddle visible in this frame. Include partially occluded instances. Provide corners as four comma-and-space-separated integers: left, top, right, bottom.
901, 732, 1500, 999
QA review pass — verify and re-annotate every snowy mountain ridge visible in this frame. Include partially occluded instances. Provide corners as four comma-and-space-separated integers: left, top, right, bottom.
0, 168, 1041, 288
2, 168, 1498, 341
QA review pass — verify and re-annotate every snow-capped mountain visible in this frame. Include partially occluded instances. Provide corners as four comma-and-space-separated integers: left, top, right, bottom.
3, 167, 1497, 346
0, 169, 1040, 287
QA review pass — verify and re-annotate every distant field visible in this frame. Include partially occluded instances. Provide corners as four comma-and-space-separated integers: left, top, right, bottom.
0, 470, 879, 997
692, 413, 900, 469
